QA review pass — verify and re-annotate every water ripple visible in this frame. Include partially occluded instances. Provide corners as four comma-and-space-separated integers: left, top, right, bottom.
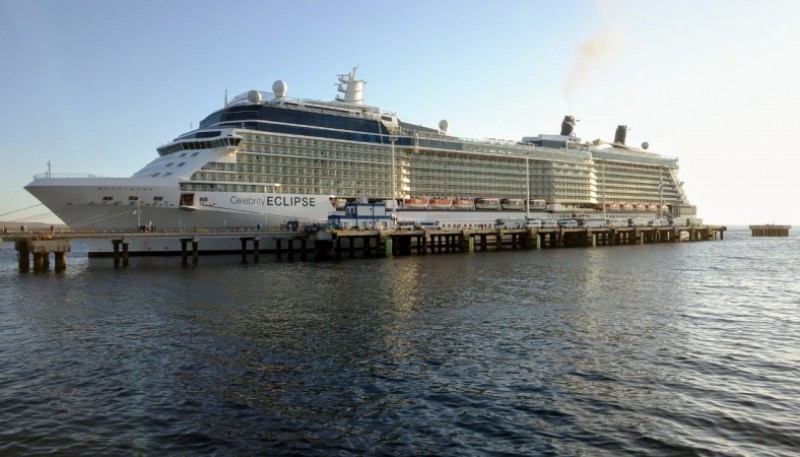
1, 229, 799, 455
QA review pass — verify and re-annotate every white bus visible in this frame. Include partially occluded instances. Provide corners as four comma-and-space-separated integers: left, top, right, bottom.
397, 220, 417, 230
580, 217, 607, 228
417, 220, 441, 229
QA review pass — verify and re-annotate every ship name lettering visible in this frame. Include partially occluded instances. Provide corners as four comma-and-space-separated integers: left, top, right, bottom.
229, 195, 316, 207
266, 196, 316, 207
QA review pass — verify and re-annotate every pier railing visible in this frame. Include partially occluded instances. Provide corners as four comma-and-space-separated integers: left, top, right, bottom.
31, 172, 107, 180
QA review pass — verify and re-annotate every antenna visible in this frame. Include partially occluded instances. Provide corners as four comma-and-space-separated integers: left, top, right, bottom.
224, 89, 228, 106
47, 160, 51, 178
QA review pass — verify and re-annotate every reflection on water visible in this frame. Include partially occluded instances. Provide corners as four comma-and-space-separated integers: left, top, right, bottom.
1, 228, 799, 455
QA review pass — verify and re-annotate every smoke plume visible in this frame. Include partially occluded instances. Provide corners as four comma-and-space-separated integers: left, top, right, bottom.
564, 29, 622, 100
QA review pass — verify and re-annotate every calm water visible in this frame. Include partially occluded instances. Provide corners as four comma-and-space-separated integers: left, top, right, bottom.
1, 227, 799, 456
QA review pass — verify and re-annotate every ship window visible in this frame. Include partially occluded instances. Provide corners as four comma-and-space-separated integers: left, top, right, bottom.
164, 172, 172, 177
128, 196, 139, 201
178, 162, 186, 167
166, 162, 174, 167
179, 153, 187, 157
191, 152, 199, 157
153, 196, 164, 201
151, 172, 160, 177
102, 196, 113, 201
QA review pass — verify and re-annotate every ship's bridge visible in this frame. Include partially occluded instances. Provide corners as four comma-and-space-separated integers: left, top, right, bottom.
200, 68, 398, 133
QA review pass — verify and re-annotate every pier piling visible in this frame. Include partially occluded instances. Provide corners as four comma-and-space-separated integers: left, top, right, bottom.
749, 225, 791, 237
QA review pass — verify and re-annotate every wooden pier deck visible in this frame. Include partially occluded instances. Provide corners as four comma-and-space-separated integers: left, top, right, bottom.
1, 224, 727, 273
325, 224, 726, 258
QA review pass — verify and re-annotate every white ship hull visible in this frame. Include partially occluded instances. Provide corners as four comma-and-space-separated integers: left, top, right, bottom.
25, 177, 335, 232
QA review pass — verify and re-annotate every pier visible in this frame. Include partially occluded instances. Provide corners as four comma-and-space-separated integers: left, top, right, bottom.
325, 224, 726, 259
0, 229, 303, 272
1, 224, 726, 273
749, 225, 791, 237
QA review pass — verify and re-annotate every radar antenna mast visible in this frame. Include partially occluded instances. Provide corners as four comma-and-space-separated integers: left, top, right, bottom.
335, 67, 366, 105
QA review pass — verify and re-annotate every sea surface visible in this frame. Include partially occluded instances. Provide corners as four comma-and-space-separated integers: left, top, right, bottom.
1, 227, 799, 456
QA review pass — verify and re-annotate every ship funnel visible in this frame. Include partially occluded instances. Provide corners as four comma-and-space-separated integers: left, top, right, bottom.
614, 125, 627, 145
560, 115, 577, 136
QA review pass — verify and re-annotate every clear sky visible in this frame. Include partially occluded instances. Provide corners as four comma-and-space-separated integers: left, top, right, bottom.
2, 0, 799, 226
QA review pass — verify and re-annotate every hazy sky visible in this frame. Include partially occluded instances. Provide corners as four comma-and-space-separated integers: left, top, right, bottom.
2, 0, 799, 225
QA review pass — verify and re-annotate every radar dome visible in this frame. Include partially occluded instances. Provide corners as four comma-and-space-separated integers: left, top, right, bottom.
641, 141, 649, 150
247, 90, 262, 104
272, 80, 288, 99
439, 119, 449, 133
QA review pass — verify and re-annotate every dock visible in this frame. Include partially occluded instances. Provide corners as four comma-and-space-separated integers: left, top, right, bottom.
749, 225, 791, 237
1, 228, 314, 272
323, 224, 725, 259
2, 224, 726, 273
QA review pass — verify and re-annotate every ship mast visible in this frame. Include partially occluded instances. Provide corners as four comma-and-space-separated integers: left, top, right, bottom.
602, 159, 606, 219
525, 153, 530, 218
659, 168, 664, 220
336, 67, 366, 105
390, 131, 398, 220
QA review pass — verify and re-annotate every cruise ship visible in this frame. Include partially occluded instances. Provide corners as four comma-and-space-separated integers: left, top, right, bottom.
25, 68, 698, 254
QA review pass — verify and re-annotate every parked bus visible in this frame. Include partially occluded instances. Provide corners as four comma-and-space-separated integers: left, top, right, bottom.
580, 217, 607, 228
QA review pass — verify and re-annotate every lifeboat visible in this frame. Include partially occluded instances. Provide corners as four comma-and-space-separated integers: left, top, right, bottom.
403, 197, 430, 210
475, 197, 501, 210
501, 198, 525, 211
528, 199, 547, 210
452, 199, 475, 210
429, 198, 453, 210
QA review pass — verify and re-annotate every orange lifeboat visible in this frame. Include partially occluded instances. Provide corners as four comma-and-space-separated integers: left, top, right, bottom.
429, 198, 453, 210
403, 197, 430, 210
453, 199, 475, 210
